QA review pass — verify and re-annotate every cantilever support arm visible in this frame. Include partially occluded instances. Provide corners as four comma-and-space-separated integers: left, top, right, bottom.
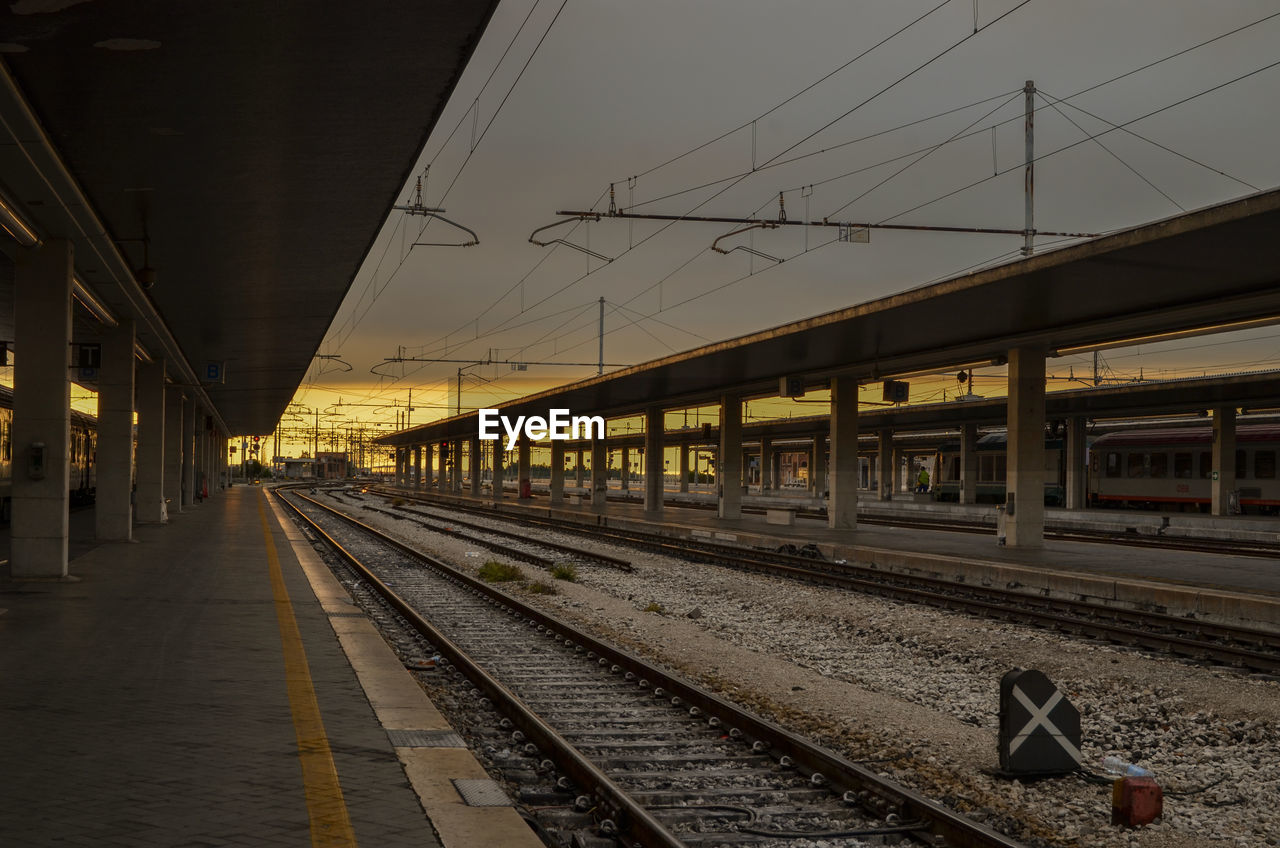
528, 215, 613, 262
710, 222, 782, 263
408, 211, 479, 247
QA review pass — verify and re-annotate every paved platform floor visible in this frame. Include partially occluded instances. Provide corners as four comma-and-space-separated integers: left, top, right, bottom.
0, 487, 442, 847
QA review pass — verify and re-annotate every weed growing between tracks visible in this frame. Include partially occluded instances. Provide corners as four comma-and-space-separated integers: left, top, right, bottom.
549, 562, 578, 582
478, 560, 524, 582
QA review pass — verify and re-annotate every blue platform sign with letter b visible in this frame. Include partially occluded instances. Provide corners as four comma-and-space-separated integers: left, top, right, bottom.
204, 361, 225, 383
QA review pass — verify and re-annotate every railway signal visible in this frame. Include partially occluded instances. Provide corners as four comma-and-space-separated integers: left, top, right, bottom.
998, 668, 1082, 777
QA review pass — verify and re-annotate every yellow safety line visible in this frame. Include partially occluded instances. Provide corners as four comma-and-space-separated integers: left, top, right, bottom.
257, 494, 358, 847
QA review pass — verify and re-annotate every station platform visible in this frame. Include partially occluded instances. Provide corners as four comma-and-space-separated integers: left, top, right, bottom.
393, 484, 1280, 634
0, 486, 541, 848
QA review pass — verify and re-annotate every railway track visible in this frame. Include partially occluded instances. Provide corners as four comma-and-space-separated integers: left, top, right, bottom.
373, 488, 1280, 676
330, 488, 632, 572
279, 488, 1027, 848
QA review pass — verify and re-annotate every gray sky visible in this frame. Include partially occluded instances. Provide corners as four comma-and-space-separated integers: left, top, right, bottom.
298, 0, 1280, 426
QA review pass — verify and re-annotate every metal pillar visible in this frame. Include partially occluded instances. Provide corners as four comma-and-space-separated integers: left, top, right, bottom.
619, 446, 630, 491
135, 360, 167, 523
10, 240, 73, 577
877, 431, 893, 500
413, 446, 423, 491
718, 394, 742, 519
590, 436, 608, 513
959, 422, 979, 505
164, 387, 184, 515
1065, 417, 1088, 510
828, 376, 858, 529
1211, 406, 1237, 516
96, 319, 135, 540
644, 406, 663, 516
1023, 79, 1036, 257
575, 449, 585, 489
1006, 346, 1046, 547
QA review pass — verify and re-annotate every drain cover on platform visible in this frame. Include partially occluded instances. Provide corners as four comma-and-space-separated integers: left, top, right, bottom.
386, 729, 465, 748
451, 778, 513, 807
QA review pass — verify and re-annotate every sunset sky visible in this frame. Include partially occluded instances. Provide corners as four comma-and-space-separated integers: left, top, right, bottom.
126, 2, 1280, 457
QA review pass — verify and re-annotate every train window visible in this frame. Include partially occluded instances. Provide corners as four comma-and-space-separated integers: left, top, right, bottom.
1236, 449, 1248, 480
1173, 453, 1193, 478
1105, 452, 1122, 478
979, 455, 994, 482
994, 454, 1006, 482
1149, 453, 1169, 478
1256, 450, 1276, 480
1126, 452, 1146, 478
1199, 452, 1212, 479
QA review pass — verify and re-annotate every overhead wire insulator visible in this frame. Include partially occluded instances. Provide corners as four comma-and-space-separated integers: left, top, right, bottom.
608, 183, 617, 216
777, 192, 787, 223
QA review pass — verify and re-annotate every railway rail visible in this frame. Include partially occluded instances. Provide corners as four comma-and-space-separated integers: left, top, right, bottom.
279, 487, 1027, 848
371, 488, 1280, 676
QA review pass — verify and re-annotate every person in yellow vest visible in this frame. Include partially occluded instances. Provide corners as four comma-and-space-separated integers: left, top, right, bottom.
916, 466, 930, 493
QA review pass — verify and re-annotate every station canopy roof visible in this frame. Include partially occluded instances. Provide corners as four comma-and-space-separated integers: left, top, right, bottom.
0, 2, 498, 434
381, 187, 1280, 447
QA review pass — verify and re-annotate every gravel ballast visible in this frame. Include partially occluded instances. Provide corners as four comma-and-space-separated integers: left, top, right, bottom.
332, 493, 1280, 848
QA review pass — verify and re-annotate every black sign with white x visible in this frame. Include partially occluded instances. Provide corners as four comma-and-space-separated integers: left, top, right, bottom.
998, 668, 1082, 777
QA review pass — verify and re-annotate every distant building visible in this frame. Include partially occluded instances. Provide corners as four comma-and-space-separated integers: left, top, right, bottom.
316, 452, 348, 479
281, 458, 315, 479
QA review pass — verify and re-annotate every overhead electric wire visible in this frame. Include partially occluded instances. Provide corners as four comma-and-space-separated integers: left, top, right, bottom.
322, 0, 569, 355
1036, 93, 1185, 212
873, 56, 1280, 228
623, 0, 956, 183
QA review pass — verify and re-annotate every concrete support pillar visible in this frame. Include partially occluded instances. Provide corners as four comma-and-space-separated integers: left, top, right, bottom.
164, 388, 184, 515
828, 376, 859, 529
678, 443, 690, 493
619, 446, 630, 491
644, 406, 664, 516
718, 394, 742, 519
959, 422, 979, 505
877, 431, 893, 500
760, 437, 773, 492
438, 441, 448, 490
892, 447, 904, 494
590, 436, 608, 513
575, 449, 585, 488
549, 440, 565, 504
1211, 406, 1237, 516
412, 446, 423, 491
96, 319, 135, 540
182, 397, 196, 506
1006, 346, 1046, 548
1065, 417, 1088, 510
469, 436, 482, 496
135, 360, 167, 523
10, 240, 74, 577
490, 441, 504, 503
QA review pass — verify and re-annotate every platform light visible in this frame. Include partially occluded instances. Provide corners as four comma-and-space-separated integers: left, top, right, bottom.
72, 276, 119, 327
1052, 315, 1280, 357
0, 188, 41, 248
